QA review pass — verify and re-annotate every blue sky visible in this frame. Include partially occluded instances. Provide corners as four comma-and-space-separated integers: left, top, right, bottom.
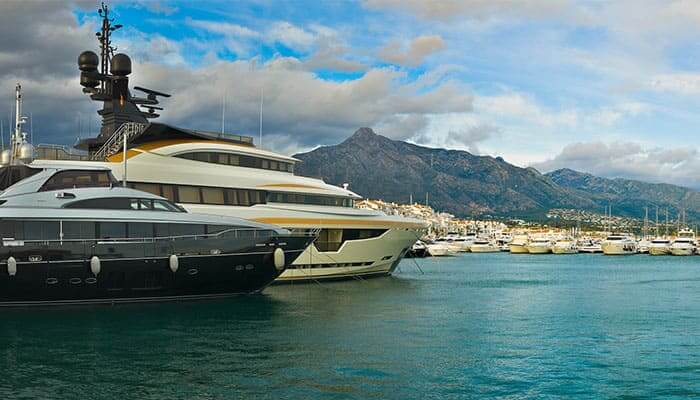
3, 0, 700, 187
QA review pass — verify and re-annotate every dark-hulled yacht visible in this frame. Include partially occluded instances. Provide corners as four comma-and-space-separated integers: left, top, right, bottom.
0, 162, 316, 306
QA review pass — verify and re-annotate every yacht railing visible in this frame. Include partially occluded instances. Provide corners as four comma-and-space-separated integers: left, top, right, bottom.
91, 122, 149, 161
1, 226, 318, 247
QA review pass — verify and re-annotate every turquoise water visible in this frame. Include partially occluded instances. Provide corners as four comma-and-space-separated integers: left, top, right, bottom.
2, 253, 700, 399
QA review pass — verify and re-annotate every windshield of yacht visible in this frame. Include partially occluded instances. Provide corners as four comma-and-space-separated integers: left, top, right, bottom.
40, 170, 118, 192
64, 197, 185, 212
0, 165, 42, 191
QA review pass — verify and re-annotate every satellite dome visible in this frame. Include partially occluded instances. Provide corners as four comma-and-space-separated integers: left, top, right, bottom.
111, 53, 132, 76
0, 150, 10, 166
78, 51, 99, 72
18, 143, 35, 164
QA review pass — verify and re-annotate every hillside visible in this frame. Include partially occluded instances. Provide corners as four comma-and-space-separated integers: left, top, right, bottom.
293, 128, 595, 217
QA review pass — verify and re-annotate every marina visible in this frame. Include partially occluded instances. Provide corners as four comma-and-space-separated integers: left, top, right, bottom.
4, 1, 700, 398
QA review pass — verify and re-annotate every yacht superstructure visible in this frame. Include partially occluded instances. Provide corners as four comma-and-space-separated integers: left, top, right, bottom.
509, 234, 529, 254
526, 237, 553, 254
648, 238, 671, 256
31, 5, 426, 283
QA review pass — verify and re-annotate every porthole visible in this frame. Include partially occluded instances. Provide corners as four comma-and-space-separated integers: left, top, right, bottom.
69, 277, 82, 285
85, 277, 97, 284
245, 264, 254, 270
235, 265, 244, 271
187, 268, 199, 276
46, 278, 58, 285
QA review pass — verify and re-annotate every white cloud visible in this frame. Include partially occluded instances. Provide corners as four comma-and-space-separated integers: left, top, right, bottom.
379, 35, 446, 67
534, 141, 700, 188
649, 73, 700, 95
267, 21, 316, 51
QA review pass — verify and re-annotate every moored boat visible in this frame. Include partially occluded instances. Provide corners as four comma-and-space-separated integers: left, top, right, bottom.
509, 234, 529, 254
601, 234, 637, 255
670, 229, 696, 256
648, 238, 671, 256
526, 237, 552, 254
552, 238, 578, 254
469, 238, 500, 253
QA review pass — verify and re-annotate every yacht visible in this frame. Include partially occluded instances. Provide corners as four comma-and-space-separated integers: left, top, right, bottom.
509, 234, 529, 254
30, 7, 427, 283
425, 241, 453, 257
496, 233, 512, 251
601, 234, 637, 255
469, 238, 500, 253
637, 239, 651, 254
648, 238, 671, 256
670, 229, 696, 256
406, 240, 428, 258
552, 238, 578, 254
526, 237, 552, 254
434, 235, 465, 253
0, 163, 315, 306
578, 238, 603, 253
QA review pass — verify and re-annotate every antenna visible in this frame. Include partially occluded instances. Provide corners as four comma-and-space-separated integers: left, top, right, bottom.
221, 92, 226, 136
29, 112, 33, 144
0, 118, 3, 151
259, 86, 264, 149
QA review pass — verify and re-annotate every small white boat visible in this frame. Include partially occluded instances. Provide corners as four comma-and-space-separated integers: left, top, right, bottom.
670, 229, 696, 256
578, 239, 603, 253
601, 234, 637, 255
470, 238, 500, 253
526, 237, 552, 254
552, 239, 578, 254
637, 239, 651, 254
648, 238, 671, 256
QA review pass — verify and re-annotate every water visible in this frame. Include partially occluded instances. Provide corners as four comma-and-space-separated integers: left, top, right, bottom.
2, 253, 700, 399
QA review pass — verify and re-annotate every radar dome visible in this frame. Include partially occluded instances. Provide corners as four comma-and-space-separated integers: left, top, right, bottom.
0, 150, 10, 166
18, 143, 35, 164
111, 53, 132, 76
78, 51, 99, 72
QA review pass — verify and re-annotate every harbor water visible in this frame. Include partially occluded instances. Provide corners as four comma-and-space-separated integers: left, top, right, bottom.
2, 253, 700, 399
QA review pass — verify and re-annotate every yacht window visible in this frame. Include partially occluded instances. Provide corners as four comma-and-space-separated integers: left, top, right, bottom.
154, 223, 170, 237
267, 192, 354, 208
40, 170, 117, 192
174, 152, 293, 173
138, 199, 153, 210
238, 190, 250, 206
153, 200, 182, 212
131, 183, 161, 196
161, 185, 175, 201
0, 220, 22, 239
128, 223, 153, 239
207, 225, 231, 234
98, 222, 126, 239
0, 165, 42, 191
62, 221, 96, 240
178, 186, 201, 203
22, 221, 60, 241
170, 223, 205, 237
202, 187, 225, 205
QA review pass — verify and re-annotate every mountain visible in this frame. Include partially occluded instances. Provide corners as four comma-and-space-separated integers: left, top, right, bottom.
293, 128, 596, 217
546, 168, 700, 220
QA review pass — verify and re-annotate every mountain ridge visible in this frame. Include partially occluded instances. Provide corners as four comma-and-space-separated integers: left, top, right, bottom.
293, 128, 700, 221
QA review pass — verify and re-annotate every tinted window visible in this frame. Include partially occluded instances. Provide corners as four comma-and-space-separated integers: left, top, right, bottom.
0, 220, 23, 239
174, 152, 293, 173
128, 223, 153, 238
170, 223, 205, 237
267, 192, 354, 207
40, 170, 116, 192
178, 186, 201, 203
99, 222, 126, 239
62, 221, 96, 240
202, 187, 225, 205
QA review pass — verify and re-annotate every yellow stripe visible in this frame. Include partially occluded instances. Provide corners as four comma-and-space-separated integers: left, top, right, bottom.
252, 217, 425, 229
105, 139, 256, 162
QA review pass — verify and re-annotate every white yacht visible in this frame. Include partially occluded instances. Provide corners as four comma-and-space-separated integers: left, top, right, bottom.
426, 241, 453, 257
670, 229, 696, 256
578, 238, 603, 253
552, 238, 578, 254
601, 234, 637, 255
469, 238, 500, 253
31, 14, 428, 284
648, 238, 671, 256
526, 237, 552, 254
509, 234, 529, 254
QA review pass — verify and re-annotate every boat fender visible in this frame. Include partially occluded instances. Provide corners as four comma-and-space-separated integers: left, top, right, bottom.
90, 256, 101, 276
169, 254, 179, 273
7, 256, 16, 276
273, 248, 285, 271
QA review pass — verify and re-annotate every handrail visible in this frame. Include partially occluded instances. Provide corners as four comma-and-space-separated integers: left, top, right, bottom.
91, 122, 149, 161
0, 227, 318, 246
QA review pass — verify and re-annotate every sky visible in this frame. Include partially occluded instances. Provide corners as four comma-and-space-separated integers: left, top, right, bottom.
2, 1, 700, 188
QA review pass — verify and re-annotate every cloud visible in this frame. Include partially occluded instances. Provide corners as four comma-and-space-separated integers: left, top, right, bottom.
363, 0, 591, 23
534, 141, 700, 188
267, 21, 316, 51
186, 19, 259, 38
649, 73, 700, 95
445, 124, 500, 154
303, 38, 367, 72
379, 35, 445, 67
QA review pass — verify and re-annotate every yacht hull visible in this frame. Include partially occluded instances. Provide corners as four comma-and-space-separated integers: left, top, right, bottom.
279, 228, 418, 281
670, 246, 695, 256
526, 245, 551, 254
601, 242, 636, 255
0, 236, 312, 306
552, 247, 577, 254
648, 246, 671, 256
470, 245, 500, 253
509, 244, 529, 254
